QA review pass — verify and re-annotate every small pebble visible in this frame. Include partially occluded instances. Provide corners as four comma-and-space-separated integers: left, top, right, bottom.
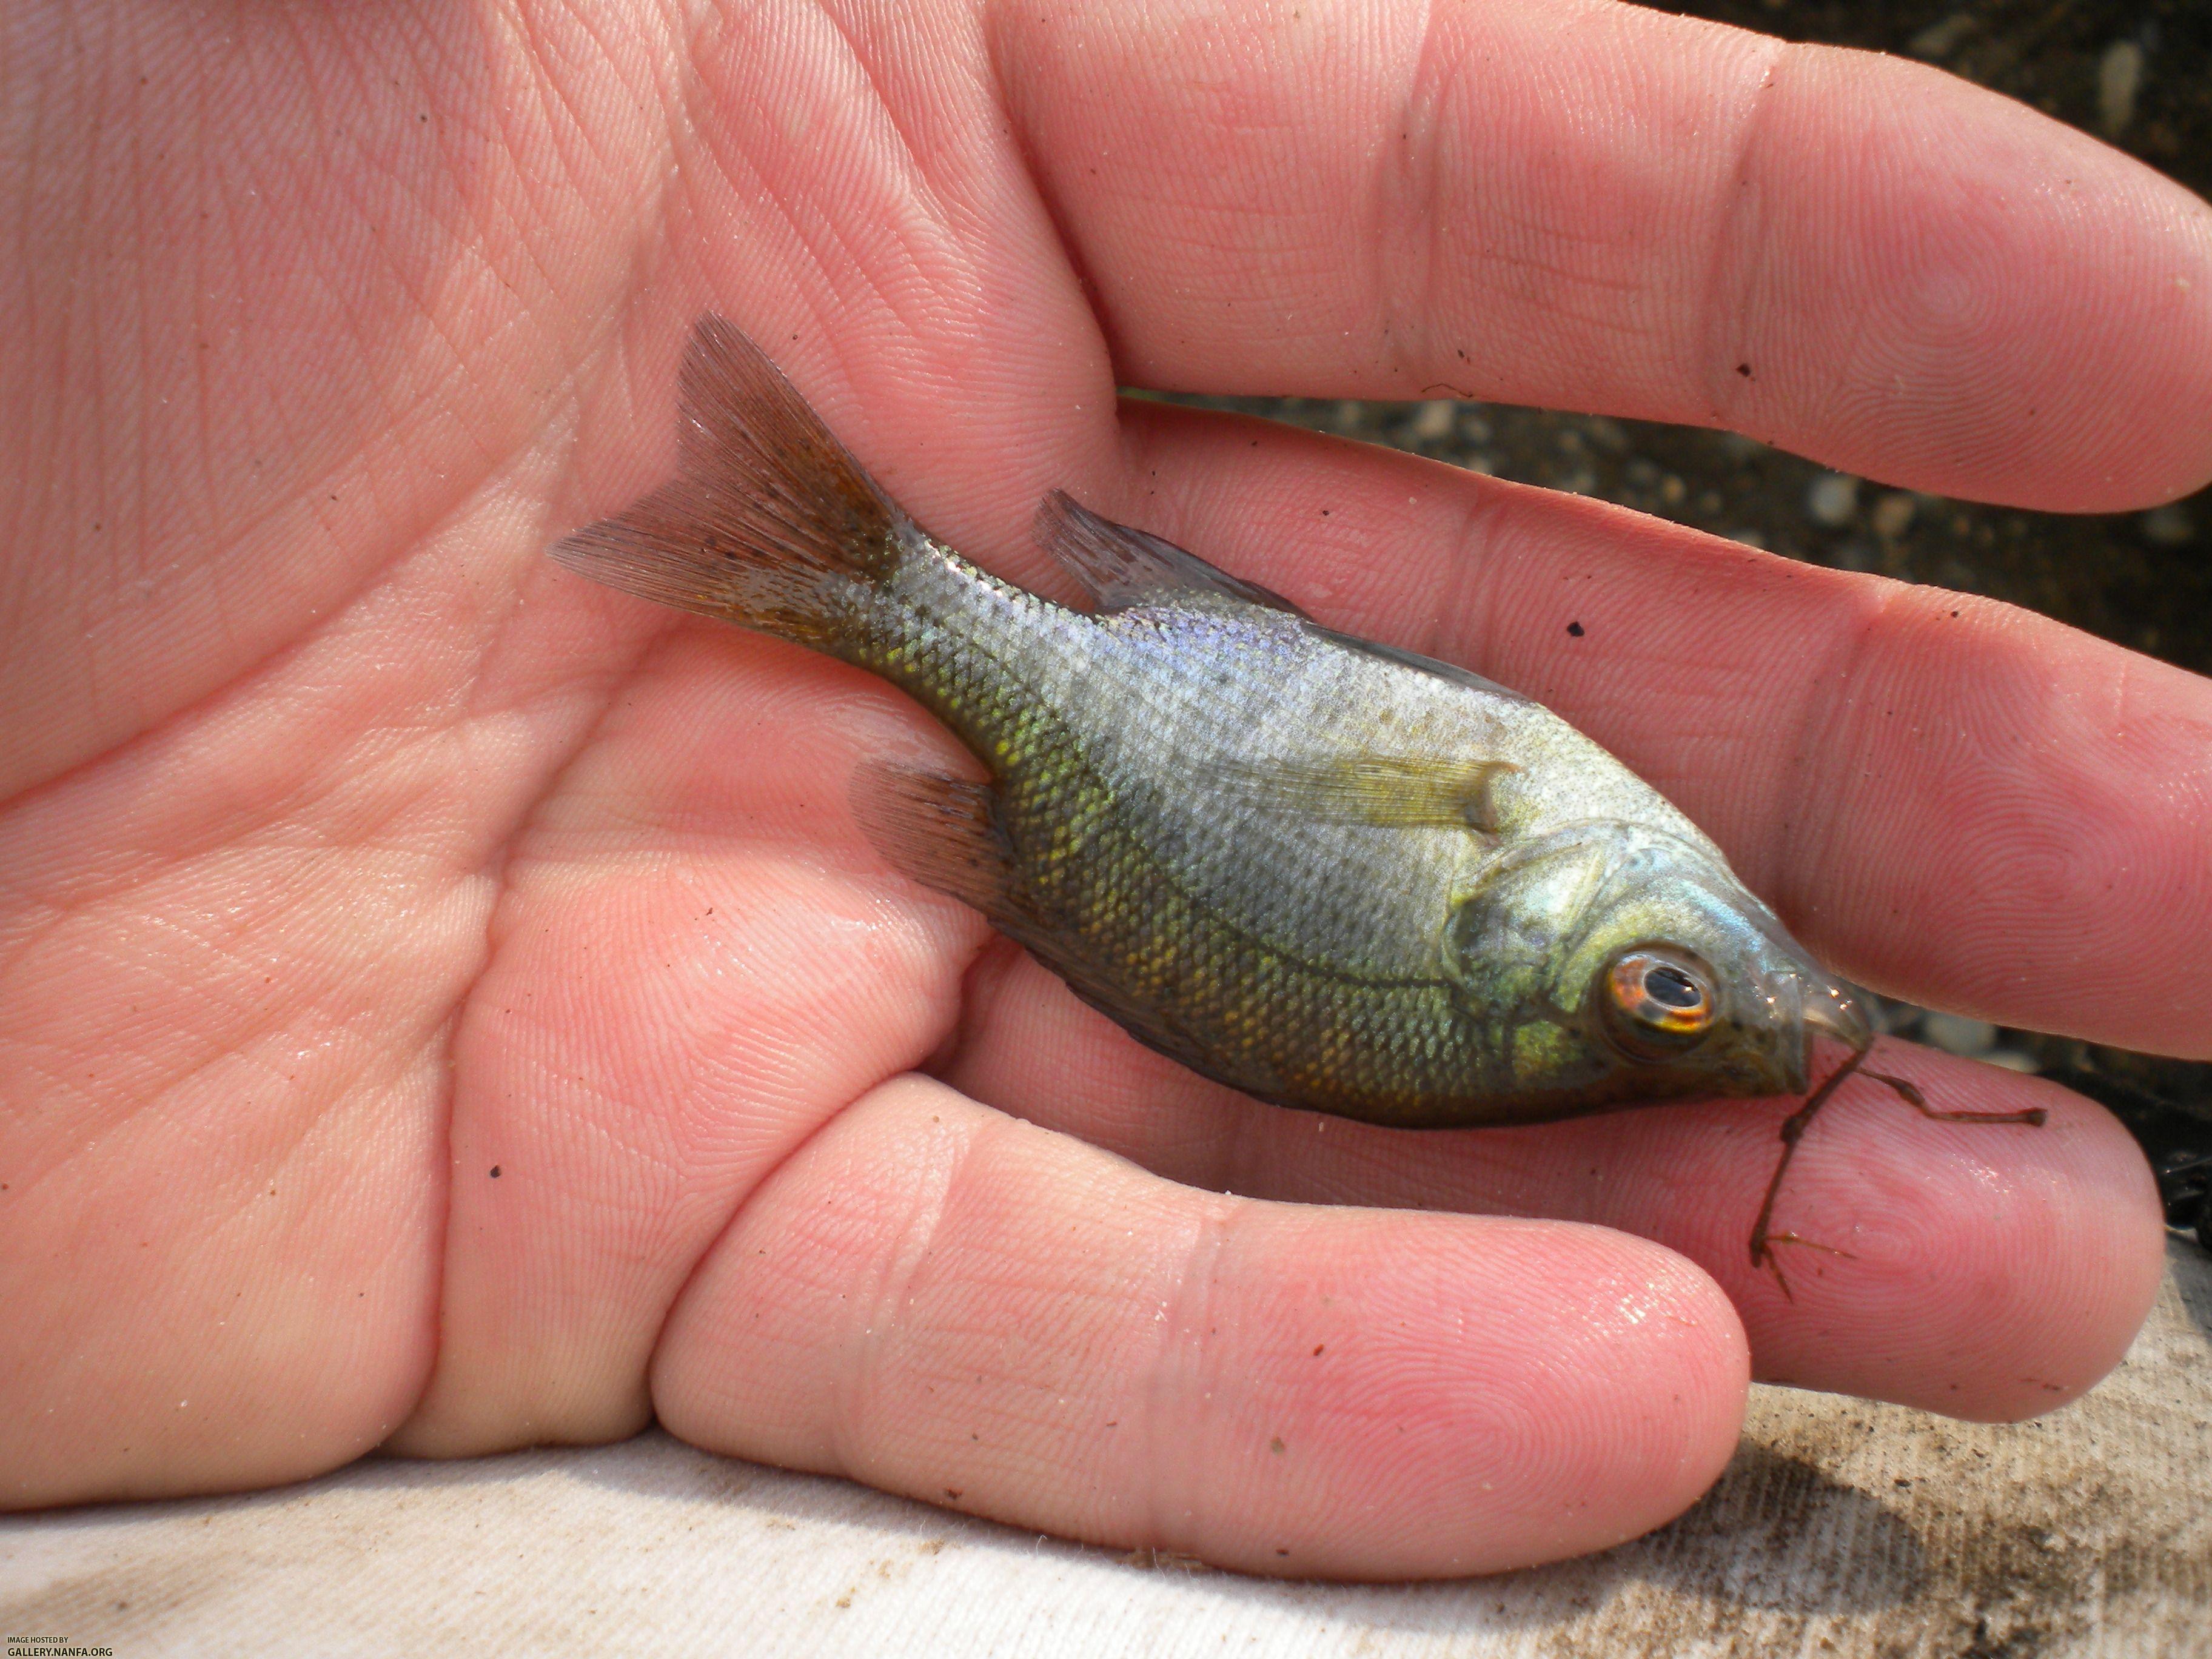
1909, 12, 1977, 59
2098, 39, 2145, 138
1584, 417, 1629, 455
2142, 503, 2196, 548
1878, 1002, 1925, 1039
1922, 1012, 1999, 1057
1407, 400, 1457, 443
1806, 472, 1860, 528
1871, 492, 1917, 540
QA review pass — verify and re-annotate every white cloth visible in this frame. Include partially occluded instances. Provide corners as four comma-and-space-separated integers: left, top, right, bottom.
4, 1242, 2207, 1658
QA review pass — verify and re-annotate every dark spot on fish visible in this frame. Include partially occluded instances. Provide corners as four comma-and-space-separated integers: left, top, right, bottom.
1567, 621, 1585, 637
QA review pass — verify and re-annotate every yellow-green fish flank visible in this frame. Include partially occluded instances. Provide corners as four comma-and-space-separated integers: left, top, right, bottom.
552, 317, 1881, 1131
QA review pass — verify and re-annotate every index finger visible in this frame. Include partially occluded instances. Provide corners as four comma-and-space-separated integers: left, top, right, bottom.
991, 0, 2212, 509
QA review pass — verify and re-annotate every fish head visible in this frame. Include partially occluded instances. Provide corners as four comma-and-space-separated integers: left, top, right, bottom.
1449, 823, 1869, 1104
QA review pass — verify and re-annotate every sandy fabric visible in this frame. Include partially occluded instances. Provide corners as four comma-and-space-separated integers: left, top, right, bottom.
4, 1241, 2205, 1658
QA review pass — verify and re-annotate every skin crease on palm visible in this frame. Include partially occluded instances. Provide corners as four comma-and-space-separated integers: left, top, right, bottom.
3, 0, 2211, 1581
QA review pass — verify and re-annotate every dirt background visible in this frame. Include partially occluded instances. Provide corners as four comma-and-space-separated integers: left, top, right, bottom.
1178, 0, 2212, 1242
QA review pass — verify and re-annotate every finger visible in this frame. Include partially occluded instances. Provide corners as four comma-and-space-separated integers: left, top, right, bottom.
992, 0, 2212, 509
940, 947, 2167, 1423
652, 1074, 1749, 1578
393, 629, 988, 1455
1081, 400, 2212, 1057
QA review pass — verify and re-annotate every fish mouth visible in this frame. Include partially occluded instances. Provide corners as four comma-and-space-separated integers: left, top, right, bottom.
1797, 979, 1874, 1086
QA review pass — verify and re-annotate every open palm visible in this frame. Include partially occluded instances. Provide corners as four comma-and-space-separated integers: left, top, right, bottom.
6, 0, 2209, 1578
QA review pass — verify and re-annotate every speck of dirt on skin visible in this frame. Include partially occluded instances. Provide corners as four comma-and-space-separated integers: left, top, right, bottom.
1567, 621, 1586, 637
1269, 1437, 1287, 1455
1312, 1344, 1325, 1356
943, 1488, 962, 1500
489, 1166, 501, 1178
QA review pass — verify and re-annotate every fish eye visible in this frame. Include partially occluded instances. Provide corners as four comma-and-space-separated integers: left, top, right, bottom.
1601, 948, 1716, 1056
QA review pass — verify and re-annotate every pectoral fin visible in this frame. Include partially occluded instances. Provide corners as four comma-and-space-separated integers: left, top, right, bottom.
1203, 751, 1519, 833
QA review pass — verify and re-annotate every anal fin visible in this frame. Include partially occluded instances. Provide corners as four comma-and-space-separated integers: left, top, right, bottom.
850, 761, 1025, 921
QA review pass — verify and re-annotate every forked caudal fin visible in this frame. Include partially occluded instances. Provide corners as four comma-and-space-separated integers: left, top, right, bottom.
550, 316, 919, 650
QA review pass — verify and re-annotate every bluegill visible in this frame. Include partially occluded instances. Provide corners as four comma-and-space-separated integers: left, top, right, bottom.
553, 318, 2041, 1278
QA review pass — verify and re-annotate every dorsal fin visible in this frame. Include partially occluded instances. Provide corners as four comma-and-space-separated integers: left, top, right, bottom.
1033, 491, 1308, 616
1308, 626, 1531, 707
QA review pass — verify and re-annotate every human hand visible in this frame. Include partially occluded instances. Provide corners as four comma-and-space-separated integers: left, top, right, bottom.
5, 0, 2207, 1578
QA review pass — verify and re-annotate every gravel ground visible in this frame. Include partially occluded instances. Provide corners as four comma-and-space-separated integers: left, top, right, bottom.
1162, 0, 2212, 1241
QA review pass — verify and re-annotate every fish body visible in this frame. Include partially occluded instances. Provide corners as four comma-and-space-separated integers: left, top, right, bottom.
554, 317, 1872, 1130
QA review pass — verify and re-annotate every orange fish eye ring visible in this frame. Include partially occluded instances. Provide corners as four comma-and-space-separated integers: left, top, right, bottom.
1606, 949, 1715, 1040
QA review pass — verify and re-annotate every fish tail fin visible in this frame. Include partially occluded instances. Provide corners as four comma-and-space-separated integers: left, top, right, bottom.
550, 315, 916, 650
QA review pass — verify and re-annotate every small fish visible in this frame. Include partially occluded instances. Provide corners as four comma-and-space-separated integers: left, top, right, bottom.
553, 318, 2042, 1289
